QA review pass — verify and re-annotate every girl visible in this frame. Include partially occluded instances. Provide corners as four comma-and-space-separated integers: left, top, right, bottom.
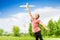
26, 4, 49, 40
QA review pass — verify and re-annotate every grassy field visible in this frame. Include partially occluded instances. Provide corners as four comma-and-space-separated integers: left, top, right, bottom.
0, 36, 60, 40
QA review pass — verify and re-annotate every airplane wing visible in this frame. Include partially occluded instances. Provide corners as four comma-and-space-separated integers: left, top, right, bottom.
20, 5, 26, 7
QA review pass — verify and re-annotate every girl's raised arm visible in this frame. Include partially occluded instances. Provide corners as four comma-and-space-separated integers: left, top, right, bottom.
26, 4, 34, 21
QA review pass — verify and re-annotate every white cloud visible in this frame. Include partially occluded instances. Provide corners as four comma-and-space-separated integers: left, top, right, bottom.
0, 13, 30, 33
0, 7, 60, 33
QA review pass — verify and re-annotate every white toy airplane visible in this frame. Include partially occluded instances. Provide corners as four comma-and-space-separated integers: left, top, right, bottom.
20, 3, 35, 8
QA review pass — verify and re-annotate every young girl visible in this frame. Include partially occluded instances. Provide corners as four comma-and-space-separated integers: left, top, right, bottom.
26, 4, 49, 40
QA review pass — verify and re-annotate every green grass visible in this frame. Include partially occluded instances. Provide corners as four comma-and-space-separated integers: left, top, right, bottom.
0, 36, 60, 40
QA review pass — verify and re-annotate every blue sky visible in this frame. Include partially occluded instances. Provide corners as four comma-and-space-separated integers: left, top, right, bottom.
0, 0, 60, 18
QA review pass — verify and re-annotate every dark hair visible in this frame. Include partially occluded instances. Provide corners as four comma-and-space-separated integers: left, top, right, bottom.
36, 14, 40, 19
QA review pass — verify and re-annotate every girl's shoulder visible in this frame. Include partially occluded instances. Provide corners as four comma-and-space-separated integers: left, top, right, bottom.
33, 19, 40, 22
37, 19, 40, 22
31, 19, 41, 22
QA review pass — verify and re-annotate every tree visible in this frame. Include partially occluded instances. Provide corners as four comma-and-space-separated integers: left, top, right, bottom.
55, 18, 60, 36
0, 29, 4, 36
12, 26, 20, 36
47, 19, 55, 36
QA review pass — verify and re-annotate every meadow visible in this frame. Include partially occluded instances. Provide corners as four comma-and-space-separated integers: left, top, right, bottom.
0, 36, 60, 40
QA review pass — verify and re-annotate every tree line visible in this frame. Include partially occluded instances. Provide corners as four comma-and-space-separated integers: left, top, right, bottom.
0, 18, 60, 37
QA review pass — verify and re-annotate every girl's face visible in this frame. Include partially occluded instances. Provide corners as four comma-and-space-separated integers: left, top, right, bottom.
34, 14, 40, 19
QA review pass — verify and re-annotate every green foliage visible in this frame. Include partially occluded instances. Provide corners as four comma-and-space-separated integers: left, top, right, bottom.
29, 23, 34, 36
12, 26, 20, 36
47, 19, 55, 36
58, 18, 60, 24
46, 19, 60, 36
55, 18, 60, 36
0, 29, 4, 36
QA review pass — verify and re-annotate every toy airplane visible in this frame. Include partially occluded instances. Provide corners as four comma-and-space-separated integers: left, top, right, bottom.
20, 3, 35, 8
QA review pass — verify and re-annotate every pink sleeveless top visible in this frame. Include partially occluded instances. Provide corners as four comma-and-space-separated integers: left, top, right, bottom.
32, 20, 40, 33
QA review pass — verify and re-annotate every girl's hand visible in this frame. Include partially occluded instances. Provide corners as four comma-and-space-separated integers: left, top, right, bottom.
26, 3, 30, 10
46, 28, 50, 31
46, 28, 49, 31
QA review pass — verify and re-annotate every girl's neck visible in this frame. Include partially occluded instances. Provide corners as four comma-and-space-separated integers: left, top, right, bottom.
34, 18, 38, 20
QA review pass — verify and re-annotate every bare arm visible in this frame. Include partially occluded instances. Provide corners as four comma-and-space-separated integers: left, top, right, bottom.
26, 4, 34, 21
39, 21, 49, 31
